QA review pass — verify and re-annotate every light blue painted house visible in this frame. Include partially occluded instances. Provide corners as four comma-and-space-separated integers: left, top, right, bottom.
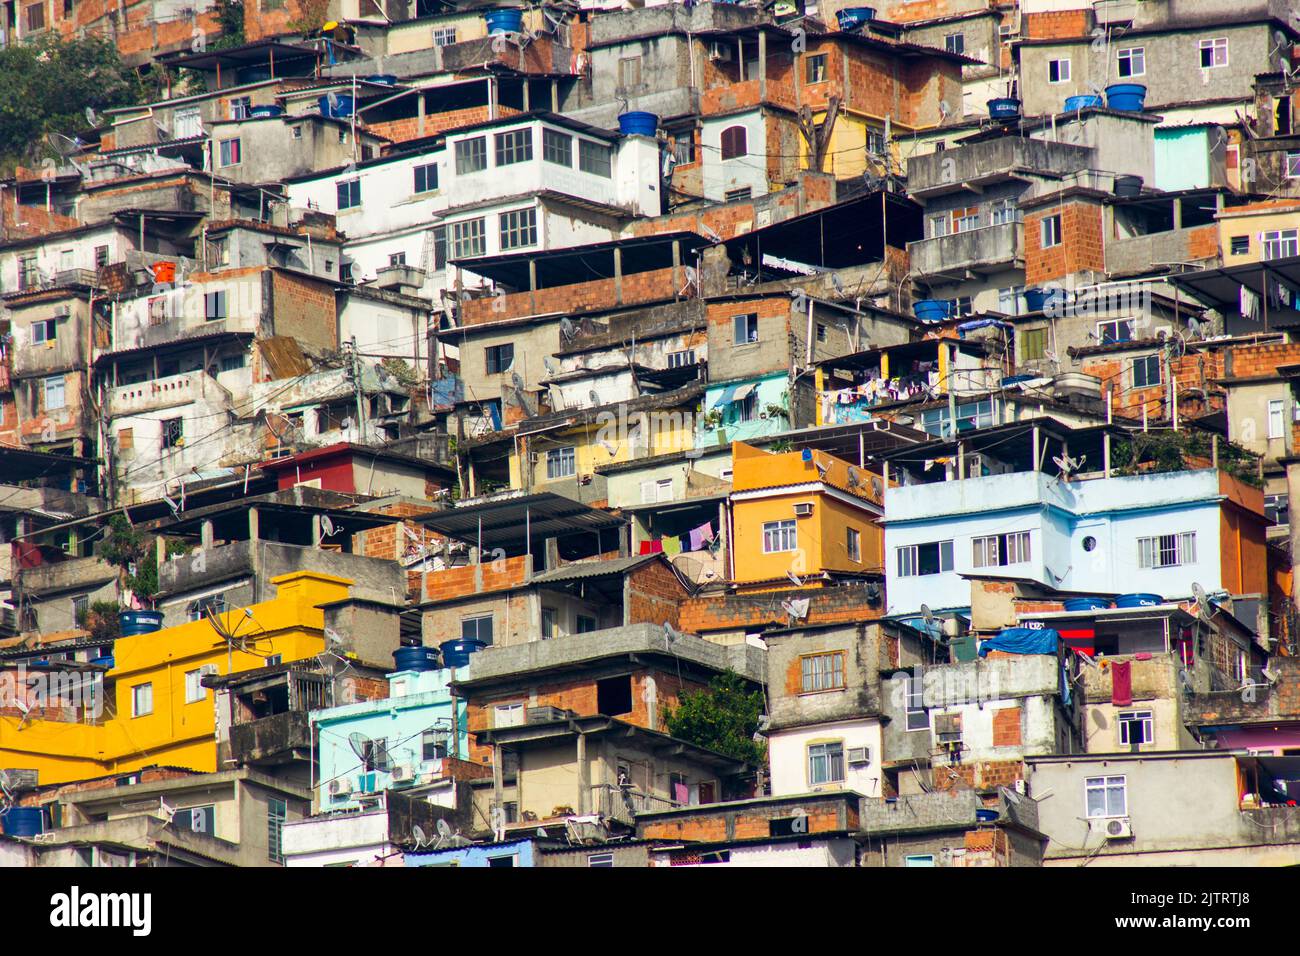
880, 420, 1268, 617
695, 373, 790, 448
313, 666, 470, 811
404, 838, 541, 868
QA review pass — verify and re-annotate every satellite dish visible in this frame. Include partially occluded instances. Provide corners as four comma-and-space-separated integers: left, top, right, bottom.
158, 798, 177, 824
543, 357, 557, 375
847, 466, 861, 488
814, 461, 829, 480
589, 390, 602, 407
340, 417, 354, 431
920, 604, 938, 636
560, 317, 576, 341
85, 106, 99, 127
699, 222, 723, 244
411, 824, 430, 849
786, 570, 804, 587
599, 439, 617, 455
871, 477, 884, 497
347, 731, 372, 762
163, 494, 180, 517
663, 621, 683, 645
324, 627, 344, 647
781, 597, 810, 621
511, 372, 525, 390
938, 99, 951, 119
1191, 582, 1211, 619
320, 514, 337, 537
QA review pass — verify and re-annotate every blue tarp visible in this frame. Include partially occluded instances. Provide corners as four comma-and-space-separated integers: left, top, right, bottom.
978, 627, 1060, 657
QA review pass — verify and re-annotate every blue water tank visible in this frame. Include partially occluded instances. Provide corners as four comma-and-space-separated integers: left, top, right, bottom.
618, 111, 659, 137
1115, 592, 1162, 608
483, 8, 523, 34
1104, 83, 1147, 112
118, 610, 163, 636
439, 639, 486, 668
92, 655, 115, 669
0, 807, 43, 837
1063, 596, 1112, 612
913, 299, 952, 322
836, 7, 875, 31
1023, 288, 1055, 313
393, 645, 440, 672
1064, 94, 1102, 112
250, 104, 284, 118
987, 97, 1021, 120
365, 74, 398, 86
318, 94, 355, 118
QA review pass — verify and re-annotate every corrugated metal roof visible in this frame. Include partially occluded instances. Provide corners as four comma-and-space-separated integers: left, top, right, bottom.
530, 554, 658, 585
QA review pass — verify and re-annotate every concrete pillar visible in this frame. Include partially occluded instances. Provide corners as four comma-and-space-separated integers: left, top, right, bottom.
201, 519, 214, 550
758, 30, 767, 100
416, 93, 425, 137
248, 507, 259, 542
613, 246, 623, 305
543, 536, 559, 571
576, 731, 589, 814
312, 514, 322, 547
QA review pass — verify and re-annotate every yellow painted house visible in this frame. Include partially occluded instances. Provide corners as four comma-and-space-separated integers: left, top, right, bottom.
1218, 199, 1300, 265
0, 571, 350, 786
729, 441, 884, 589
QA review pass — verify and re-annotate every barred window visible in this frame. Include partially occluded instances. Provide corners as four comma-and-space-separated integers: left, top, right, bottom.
1137, 532, 1195, 569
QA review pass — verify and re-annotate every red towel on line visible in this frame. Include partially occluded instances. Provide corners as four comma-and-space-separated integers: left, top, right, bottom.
1111, 660, 1133, 707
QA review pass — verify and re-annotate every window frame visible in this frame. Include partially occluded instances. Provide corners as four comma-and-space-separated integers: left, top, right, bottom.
132, 682, 153, 718
450, 217, 486, 259
719, 125, 748, 161
1117, 711, 1153, 747
1269, 399, 1285, 440
546, 446, 577, 480
43, 374, 66, 412
1047, 58, 1071, 83
578, 138, 613, 177
732, 313, 759, 345
896, 540, 954, 577
846, 526, 862, 563
805, 53, 828, 83
461, 613, 494, 645
762, 518, 797, 554
800, 652, 846, 694
1041, 213, 1062, 248
1085, 774, 1128, 818
1116, 46, 1145, 78
218, 137, 242, 167
1199, 37, 1228, 69
455, 136, 488, 174
1132, 354, 1161, 389
498, 207, 538, 251
413, 162, 439, 194
485, 343, 514, 375
336, 178, 361, 211
1137, 531, 1196, 569
494, 127, 534, 167
542, 127, 573, 167
807, 741, 845, 786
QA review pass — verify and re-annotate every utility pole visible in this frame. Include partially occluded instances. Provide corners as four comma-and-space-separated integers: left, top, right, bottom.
350, 335, 366, 444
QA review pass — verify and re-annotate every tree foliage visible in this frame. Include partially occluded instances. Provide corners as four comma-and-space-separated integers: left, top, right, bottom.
210, 0, 247, 50
1112, 429, 1262, 488
0, 35, 144, 174
665, 670, 767, 766
100, 515, 190, 601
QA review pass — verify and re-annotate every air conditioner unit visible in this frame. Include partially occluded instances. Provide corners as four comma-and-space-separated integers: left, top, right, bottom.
998, 24, 1019, 40
1013, 778, 1028, 796
935, 713, 963, 745
708, 42, 734, 62
527, 705, 572, 724
328, 777, 353, 796
847, 747, 871, 766
390, 764, 416, 786
793, 502, 814, 518
54, 305, 70, 317
1096, 817, 1133, 840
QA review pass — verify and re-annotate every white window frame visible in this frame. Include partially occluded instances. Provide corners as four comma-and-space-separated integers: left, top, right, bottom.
132, 682, 153, 717
1117, 710, 1153, 747
1041, 214, 1062, 248
896, 540, 954, 577
1085, 774, 1127, 818
972, 530, 1031, 568
1287, 152, 1300, 180
1263, 229, 1300, 261
847, 526, 861, 563
807, 741, 845, 786
546, 446, 577, 480
218, 137, 241, 168
1269, 399, 1285, 440
494, 702, 525, 728
1097, 319, 1134, 344
184, 669, 206, 704
1048, 58, 1071, 83
43, 375, 66, 411
1199, 37, 1228, 69
762, 519, 797, 553
904, 674, 929, 731
1137, 531, 1196, 569
1133, 354, 1161, 389
1116, 46, 1145, 78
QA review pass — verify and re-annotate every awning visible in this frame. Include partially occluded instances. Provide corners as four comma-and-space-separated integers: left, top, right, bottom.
1168, 253, 1300, 311
710, 382, 755, 410
978, 627, 1061, 657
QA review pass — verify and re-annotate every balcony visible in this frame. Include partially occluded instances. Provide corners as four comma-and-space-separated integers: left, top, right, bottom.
107, 370, 231, 418
15, 554, 116, 598
908, 221, 1023, 279
590, 783, 682, 827
229, 709, 314, 766
10, 268, 98, 297
907, 138, 1092, 198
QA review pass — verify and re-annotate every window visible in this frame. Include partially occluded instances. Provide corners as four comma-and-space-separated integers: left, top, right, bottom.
229, 96, 252, 119
451, 218, 486, 259
173, 107, 202, 139
388, 252, 407, 269
950, 296, 974, 318
1048, 58, 1070, 83
597, 675, 632, 714
1230, 235, 1250, 256
896, 540, 954, 577
640, 478, 673, 503
1137, 531, 1196, 569
944, 33, 964, 55
543, 128, 572, 166
187, 595, 227, 621
485, 343, 514, 374
1287, 152, 1300, 180
43, 375, 66, 411
359, 738, 389, 773
847, 527, 861, 563
807, 742, 845, 786
336, 178, 361, 210
952, 206, 980, 233
455, 136, 487, 174
494, 702, 524, 728
671, 131, 696, 166
184, 669, 206, 704
205, 290, 227, 321
1133, 354, 1161, 388
94, 245, 110, 270
1270, 399, 1285, 439
991, 199, 1021, 225
723, 186, 753, 203
487, 854, 516, 867
1263, 229, 1299, 261
618, 55, 642, 89
432, 27, 456, 46
431, 226, 448, 271
1097, 319, 1134, 344
174, 805, 215, 834
576, 614, 597, 634
1085, 775, 1127, 817
720, 125, 748, 160
588, 853, 614, 867
161, 417, 184, 450
292, 126, 303, 139
801, 652, 845, 693
218, 138, 241, 167
1265, 493, 1289, 526
762, 519, 797, 553
547, 446, 576, 479
25, 2, 44, 30
667, 349, 695, 368
541, 607, 557, 639
578, 139, 612, 177
1116, 46, 1145, 77
413, 162, 438, 193
267, 798, 287, 864
1021, 327, 1048, 361
972, 531, 1031, 568
132, 682, 153, 717
495, 128, 533, 166
806, 53, 827, 83
929, 213, 951, 239
733, 313, 759, 344
1041, 214, 1062, 248
220, 354, 246, 373
499, 208, 537, 251
1117, 711, 1153, 747
462, 614, 493, 645
1199, 37, 1228, 69
421, 728, 449, 761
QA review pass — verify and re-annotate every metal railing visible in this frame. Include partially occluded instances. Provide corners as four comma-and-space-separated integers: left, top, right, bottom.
590, 784, 682, 825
